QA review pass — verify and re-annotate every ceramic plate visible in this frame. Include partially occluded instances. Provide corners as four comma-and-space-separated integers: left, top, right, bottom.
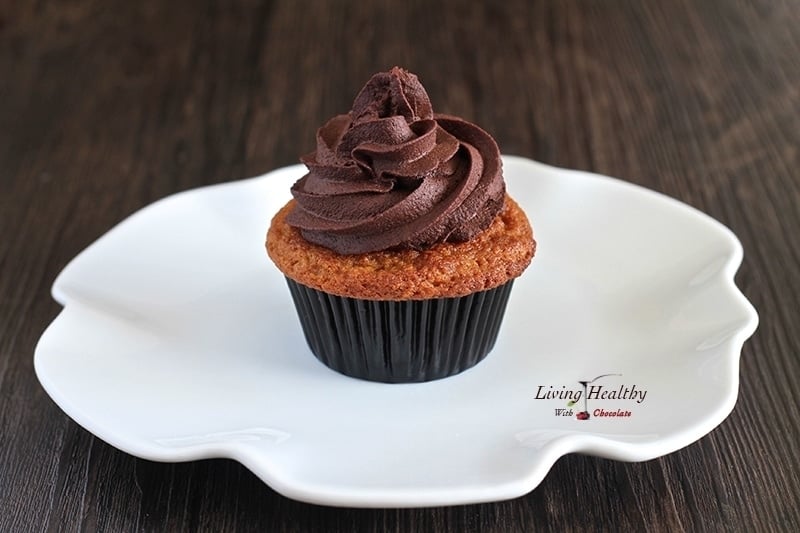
35, 156, 758, 507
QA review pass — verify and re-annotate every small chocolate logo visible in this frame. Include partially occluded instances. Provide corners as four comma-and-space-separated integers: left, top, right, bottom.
534, 373, 648, 420
574, 374, 621, 420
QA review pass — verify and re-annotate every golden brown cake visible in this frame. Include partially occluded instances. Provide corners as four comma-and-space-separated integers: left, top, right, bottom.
268, 195, 534, 300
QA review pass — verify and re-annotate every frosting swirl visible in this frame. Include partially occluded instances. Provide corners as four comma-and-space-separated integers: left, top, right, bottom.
286, 67, 505, 254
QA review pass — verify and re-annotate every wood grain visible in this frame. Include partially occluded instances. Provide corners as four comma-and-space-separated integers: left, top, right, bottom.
2, 0, 799, 531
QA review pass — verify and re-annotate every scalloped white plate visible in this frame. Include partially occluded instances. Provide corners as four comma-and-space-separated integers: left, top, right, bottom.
35, 156, 758, 507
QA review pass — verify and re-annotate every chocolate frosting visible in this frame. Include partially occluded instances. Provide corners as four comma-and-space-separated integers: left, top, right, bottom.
286, 67, 505, 255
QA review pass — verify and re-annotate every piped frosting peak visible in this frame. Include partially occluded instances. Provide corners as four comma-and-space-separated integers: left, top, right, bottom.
287, 67, 505, 255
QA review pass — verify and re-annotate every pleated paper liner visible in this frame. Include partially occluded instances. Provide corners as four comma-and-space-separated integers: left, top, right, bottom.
285, 278, 514, 383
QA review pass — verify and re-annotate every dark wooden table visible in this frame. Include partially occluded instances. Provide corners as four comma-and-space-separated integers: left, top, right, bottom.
2, 0, 799, 531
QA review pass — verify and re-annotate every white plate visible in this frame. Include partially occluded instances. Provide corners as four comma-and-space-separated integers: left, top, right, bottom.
35, 156, 758, 507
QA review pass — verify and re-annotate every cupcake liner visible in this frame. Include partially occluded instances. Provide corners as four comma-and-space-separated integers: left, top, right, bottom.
285, 278, 514, 383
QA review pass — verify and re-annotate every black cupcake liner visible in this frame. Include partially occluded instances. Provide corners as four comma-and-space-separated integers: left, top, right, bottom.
285, 278, 514, 383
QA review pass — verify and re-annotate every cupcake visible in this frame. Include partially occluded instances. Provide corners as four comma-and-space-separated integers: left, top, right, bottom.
267, 67, 535, 383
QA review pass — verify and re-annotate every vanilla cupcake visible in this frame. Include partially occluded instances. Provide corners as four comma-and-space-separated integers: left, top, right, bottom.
267, 67, 535, 382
